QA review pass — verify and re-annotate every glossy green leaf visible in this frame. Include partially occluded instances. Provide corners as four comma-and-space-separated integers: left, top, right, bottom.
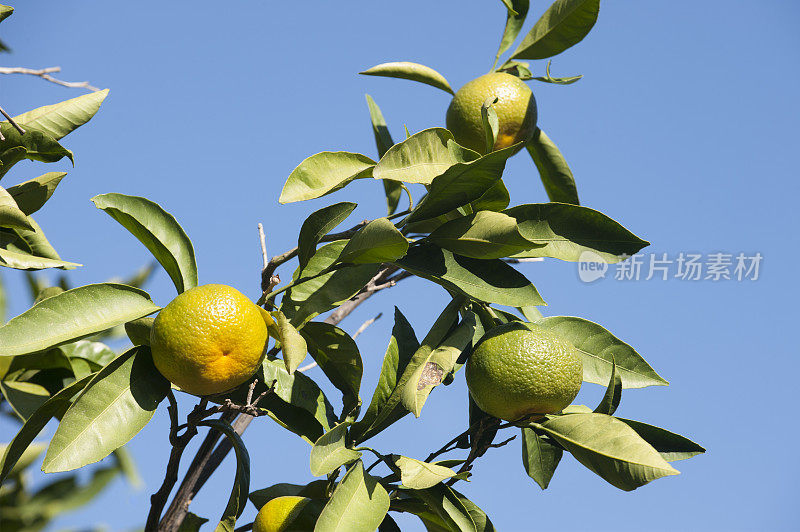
526, 128, 580, 204
413, 484, 477, 532
124, 317, 154, 346
339, 217, 408, 264
427, 210, 540, 259
373, 128, 476, 185
504, 202, 649, 262
0, 283, 159, 357
0, 245, 79, 270
196, 419, 250, 532
521, 427, 562, 489
0, 380, 50, 420
59, 340, 117, 369
351, 307, 419, 443
315, 460, 390, 532
92, 193, 198, 294
0, 186, 33, 230
310, 423, 362, 476
404, 143, 518, 224
12, 89, 109, 140
268, 310, 308, 374
42, 347, 169, 472
393, 455, 457, 489
279, 151, 375, 204
537, 413, 679, 491
360, 62, 454, 95
535, 316, 667, 388
617, 418, 705, 462
594, 359, 621, 415
260, 357, 336, 442
2, 216, 64, 263
402, 313, 477, 417
365, 95, 402, 215
395, 244, 545, 307
511, 0, 601, 60
0, 374, 92, 482
249, 480, 328, 508
297, 201, 357, 269
301, 321, 363, 418
532, 60, 583, 85
283, 241, 380, 328
470, 179, 510, 212
495, 0, 530, 62
0, 124, 73, 180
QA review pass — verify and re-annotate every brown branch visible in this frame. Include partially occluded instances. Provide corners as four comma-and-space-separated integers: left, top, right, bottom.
0, 66, 100, 91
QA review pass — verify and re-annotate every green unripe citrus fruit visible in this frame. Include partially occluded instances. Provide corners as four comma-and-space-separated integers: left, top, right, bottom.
446, 72, 537, 154
465, 322, 582, 421
253, 496, 313, 532
150, 284, 273, 396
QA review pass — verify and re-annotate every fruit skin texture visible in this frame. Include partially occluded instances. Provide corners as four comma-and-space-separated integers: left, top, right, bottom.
446, 72, 537, 154
150, 284, 272, 396
253, 496, 312, 532
465, 322, 582, 421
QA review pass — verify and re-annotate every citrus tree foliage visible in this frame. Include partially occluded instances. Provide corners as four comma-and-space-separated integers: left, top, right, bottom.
0, 1, 703, 531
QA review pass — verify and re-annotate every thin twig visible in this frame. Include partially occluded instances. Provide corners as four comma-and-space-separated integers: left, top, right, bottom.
504, 257, 545, 264
0, 66, 100, 91
0, 105, 25, 136
257, 223, 269, 269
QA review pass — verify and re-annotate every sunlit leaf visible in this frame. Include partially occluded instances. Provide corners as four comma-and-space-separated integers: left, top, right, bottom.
365, 95, 402, 215
310, 423, 362, 476
279, 152, 375, 204
494, 0, 530, 62
268, 310, 308, 374
593, 358, 621, 415
315, 460, 390, 532
427, 210, 539, 259
339, 217, 408, 264
616, 418, 705, 462
0, 124, 73, 180
12, 89, 109, 140
393, 455, 457, 489
511, 0, 601, 60
532, 60, 583, 85
373, 128, 476, 185
297, 202, 357, 270
125, 317, 154, 346
0, 380, 50, 420
412, 483, 477, 532
521, 427, 562, 489
360, 62, 454, 95
0, 186, 33, 230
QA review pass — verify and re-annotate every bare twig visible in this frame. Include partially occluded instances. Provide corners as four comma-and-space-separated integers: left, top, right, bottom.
257, 223, 269, 269
0, 66, 100, 91
258, 223, 280, 295
0, 105, 25, 137
504, 257, 545, 264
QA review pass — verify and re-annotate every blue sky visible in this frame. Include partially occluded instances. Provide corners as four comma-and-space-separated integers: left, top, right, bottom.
2, 1, 799, 530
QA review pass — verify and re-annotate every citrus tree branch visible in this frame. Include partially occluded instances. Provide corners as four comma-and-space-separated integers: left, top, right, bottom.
0, 66, 100, 91
0, 104, 25, 138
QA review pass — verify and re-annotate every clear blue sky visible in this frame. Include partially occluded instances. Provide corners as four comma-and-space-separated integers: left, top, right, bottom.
2, 1, 799, 530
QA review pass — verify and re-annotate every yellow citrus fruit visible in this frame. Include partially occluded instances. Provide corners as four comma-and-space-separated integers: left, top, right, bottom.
150, 284, 273, 396
446, 72, 538, 154
465, 322, 582, 421
253, 496, 312, 532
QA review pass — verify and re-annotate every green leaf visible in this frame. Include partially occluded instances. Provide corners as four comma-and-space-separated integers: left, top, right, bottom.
450, 488, 497, 532
395, 244, 545, 307
59, 340, 117, 369
92, 193, 198, 294
282, 241, 380, 328
0, 5, 13, 24
526, 128, 580, 204
178, 512, 209, 532
12, 89, 109, 140
316, 460, 390, 532
393, 455, 457, 489
297, 201, 357, 270
0, 124, 73, 180
301, 321, 363, 419
279, 152, 375, 204
125, 317, 154, 346
481, 97, 500, 155
351, 307, 419, 443
521, 427, 562, 489
2, 216, 63, 261
0, 380, 50, 420
0, 283, 159, 357
365, 95, 402, 215
250, 480, 328, 509
0, 374, 93, 482
535, 316, 667, 388
42, 346, 169, 472
616, 418, 705, 462
404, 144, 518, 224
196, 419, 250, 532
268, 310, 308, 374
373, 128, 476, 185
360, 62, 454, 95
401, 313, 477, 417
532, 60, 583, 85
0, 443, 45, 478
8, 172, 67, 216
260, 358, 336, 442
413, 484, 477, 532
339, 218, 408, 264
0, 245, 79, 270
470, 179, 510, 212
352, 301, 459, 444
310, 423, 362, 476
536, 413, 679, 491
427, 210, 540, 260
594, 359, 621, 415
504, 202, 649, 262
0, 186, 33, 230
495, 0, 530, 62
511, 0, 601, 60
